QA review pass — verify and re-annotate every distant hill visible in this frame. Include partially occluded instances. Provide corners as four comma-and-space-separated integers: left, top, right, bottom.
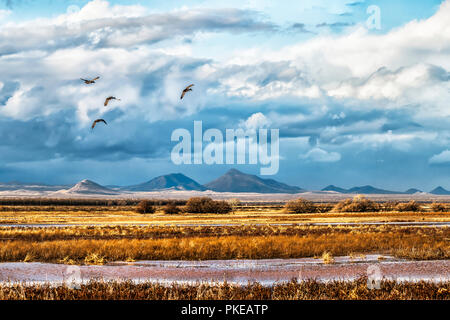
322, 185, 350, 193
204, 169, 304, 194
321, 185, 402, 194
65, 179, 118, 195
347, 185, 400, 194
404, 188, 423, 194
123, 173, 206, 191
430, 186, 450, 195
0, 181, 67, 192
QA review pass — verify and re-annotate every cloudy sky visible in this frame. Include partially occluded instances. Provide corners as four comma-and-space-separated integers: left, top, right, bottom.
0, 0, 449, 191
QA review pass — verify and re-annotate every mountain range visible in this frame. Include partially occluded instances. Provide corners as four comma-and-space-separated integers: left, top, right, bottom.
323, 185, 403, 194
322, 185, 428, 195
322, 185, 450, 195
0, 169, 449, 195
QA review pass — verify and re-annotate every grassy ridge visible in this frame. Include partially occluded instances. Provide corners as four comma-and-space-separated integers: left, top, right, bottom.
0, 278, 448, 300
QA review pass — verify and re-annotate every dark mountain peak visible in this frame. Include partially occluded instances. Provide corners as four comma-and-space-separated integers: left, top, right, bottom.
322, 185, 349, 193
204, 169, 303, 194
347, 185, 398, 194
430, 186, 450, 195
124, 173, 205, 191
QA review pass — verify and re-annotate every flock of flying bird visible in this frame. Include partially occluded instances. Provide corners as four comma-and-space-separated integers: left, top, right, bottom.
80, 76, 194, 130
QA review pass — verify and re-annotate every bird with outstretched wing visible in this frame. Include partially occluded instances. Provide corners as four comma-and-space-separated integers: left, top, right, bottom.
180, 84, 194, 99
104, 96, 121, 106
81, 76, 100, 84
91, 119, 107, 130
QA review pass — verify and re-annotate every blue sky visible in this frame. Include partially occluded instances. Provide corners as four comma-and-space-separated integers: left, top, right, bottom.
0, 0, 449, 191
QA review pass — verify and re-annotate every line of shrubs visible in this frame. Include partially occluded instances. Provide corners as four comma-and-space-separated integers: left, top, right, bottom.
136, 197, 232, 214
0, 198, 188, 207
136, 196, 449, 215
284, 196, 449, 213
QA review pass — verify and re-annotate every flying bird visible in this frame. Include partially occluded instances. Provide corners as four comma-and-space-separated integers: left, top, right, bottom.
81, 77, 100, 84
104, 96, 121, 106
91, 119, 107, 130
180, 84, 194, 100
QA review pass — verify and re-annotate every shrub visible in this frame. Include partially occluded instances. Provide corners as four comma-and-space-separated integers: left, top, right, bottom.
316, 204, 334, 213
163, 203, 181, 215
228, 198, 241, 213
332, 195, 380, 212
185, 197, 232, 214
431, 202, 448, 212
284, 199, 317, 214
383, 201, 399, 212
395, 200, 422, 212
135, 200, 156, 214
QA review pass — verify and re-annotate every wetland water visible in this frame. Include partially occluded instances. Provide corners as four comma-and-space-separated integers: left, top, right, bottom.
0, 255, 448, 286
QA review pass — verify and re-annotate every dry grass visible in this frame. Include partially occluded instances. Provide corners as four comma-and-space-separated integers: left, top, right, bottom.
0, 278, 448, 300
0, 224, 445, 241
321, 251, 335, 264
0, 206, 448, 226
0, 225, 447, 263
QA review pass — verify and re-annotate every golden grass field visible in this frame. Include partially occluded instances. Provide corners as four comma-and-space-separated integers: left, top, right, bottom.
0, 224, 448, 263
0, 202, 448, 264
0, 201, 448, 300
0, 204, 449, 225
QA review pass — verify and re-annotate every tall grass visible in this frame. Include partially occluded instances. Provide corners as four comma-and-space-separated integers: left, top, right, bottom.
0, 228, 447, 263
0, 278, 448, 300
5, 224, 443, 241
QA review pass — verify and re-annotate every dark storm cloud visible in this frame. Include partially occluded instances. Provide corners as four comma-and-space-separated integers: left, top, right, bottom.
0, 108, 177, 163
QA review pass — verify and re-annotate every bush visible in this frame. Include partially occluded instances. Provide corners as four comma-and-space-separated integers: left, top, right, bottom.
135, 200, 156, 214
395, 200, 422, 212
383, 201, 399, 212
163, 203, 181, 215
284, 199, 317, 214
316, 204, 334, 213
332, 195, 380, 212
431, 202, 448, 212
185, 197, 232, 214
228, 198, 241, 213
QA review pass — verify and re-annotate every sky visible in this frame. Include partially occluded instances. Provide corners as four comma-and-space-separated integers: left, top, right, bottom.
0, 0, 449, 191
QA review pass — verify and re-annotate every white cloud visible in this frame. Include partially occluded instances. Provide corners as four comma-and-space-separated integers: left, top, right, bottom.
210, 0, 450, 117
241, 112, 271, 131
0, 0, 275, 54
301, 147, 341, 162
429, 150, 450, 164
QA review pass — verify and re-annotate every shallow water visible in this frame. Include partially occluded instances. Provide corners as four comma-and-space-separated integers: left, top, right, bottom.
0, 256, 448, 286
